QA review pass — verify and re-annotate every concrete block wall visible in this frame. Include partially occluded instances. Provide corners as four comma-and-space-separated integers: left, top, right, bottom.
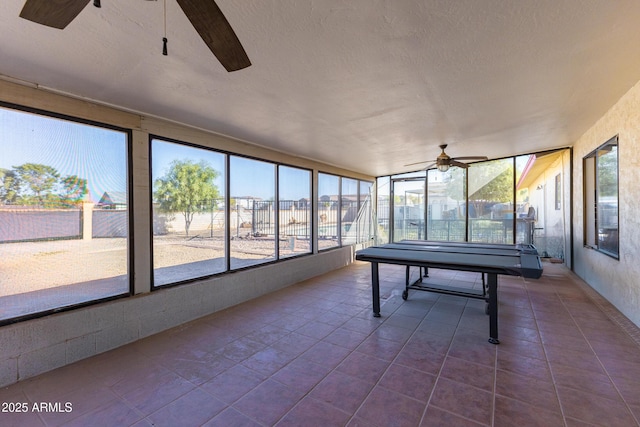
0, 246, 356, 387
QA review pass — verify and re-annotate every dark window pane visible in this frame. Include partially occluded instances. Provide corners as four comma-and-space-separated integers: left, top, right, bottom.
596, 143, 618, 256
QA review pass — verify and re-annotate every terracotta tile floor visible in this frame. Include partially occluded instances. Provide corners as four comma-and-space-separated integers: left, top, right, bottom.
2, 261, 640, 426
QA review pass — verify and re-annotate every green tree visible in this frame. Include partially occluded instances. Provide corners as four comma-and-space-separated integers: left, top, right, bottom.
60, 175, 88, 205
597, 147, 618, 198
154, 159, 220, 236
0, 168, 20, 204
13, 163, 60, 206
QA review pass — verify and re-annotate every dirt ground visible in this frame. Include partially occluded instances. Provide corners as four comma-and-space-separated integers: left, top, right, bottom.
0, 235, 313, 297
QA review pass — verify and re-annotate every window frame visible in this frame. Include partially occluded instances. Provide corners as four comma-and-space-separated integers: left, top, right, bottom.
149, 136, 228, 288
583, 135, 619, 259
317, 172, 341, 251
317, 172, 374, 251
0, 101, 133, 326
150, 135, 317, 289
277, 164, 313, 259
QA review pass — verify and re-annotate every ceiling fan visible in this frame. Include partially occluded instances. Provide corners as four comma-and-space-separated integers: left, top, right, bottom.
405, 144, 488, 172
18, 0, 251, 72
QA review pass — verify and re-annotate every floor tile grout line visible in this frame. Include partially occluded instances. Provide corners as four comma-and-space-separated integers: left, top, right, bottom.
566, 313, 640, 425
415, 290, 502, 427
5, 263, 640, 427
342, 284, 442, 426
523, 276, 570, 427
570, 273, 640, 350
547, 274, 639, 426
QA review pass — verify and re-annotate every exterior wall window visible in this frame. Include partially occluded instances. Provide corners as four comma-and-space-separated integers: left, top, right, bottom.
584, 136, 619, 258
278, 165, 311, 258
0, 105, 130, 323
151, 138, 226, 286
230, 156, 276, 268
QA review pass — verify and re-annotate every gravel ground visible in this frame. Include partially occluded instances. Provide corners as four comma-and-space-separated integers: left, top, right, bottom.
1, 235, 315, 297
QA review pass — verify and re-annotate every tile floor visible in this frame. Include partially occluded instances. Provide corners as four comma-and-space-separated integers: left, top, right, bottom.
1, 261, 640, 426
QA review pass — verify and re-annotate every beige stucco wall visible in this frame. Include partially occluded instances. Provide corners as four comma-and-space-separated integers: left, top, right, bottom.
573, 79, 640, 328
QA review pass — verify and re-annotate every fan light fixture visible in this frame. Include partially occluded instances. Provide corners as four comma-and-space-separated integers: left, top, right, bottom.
404, 144, 488, 171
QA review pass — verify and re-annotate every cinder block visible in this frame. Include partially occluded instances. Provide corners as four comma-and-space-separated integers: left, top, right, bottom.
0, 326, 21, 360
0, 357, 18, 388
138, 309, 176, 338
122, 292, 167, 322
95, 323, 139, 354
84, 303, 124, 331
24, 312, 92, 352
66, 333, 97, 364
18, 342, 66, 381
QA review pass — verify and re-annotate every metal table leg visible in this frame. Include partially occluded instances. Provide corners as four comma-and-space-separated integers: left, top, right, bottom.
487, 273, 499, 344
371, 262, 381, 317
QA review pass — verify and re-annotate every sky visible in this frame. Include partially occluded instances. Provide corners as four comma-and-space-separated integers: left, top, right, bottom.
1, 105, 352, 203
152, 139, 312, 201
0, 106, 127, 201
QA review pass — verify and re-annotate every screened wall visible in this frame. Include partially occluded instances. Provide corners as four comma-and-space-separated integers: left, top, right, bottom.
379, 149, 570, 260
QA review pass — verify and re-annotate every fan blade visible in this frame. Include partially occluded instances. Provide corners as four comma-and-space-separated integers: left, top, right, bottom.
421, 163, 436, 170
19, 0, 90, 29
404, 159, 436, 167
451, 156, 488, 161
176, 0, 251, 72
449, 160, 470, 169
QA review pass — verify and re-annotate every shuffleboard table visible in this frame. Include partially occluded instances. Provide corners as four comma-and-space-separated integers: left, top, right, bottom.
355, 240, 543, 344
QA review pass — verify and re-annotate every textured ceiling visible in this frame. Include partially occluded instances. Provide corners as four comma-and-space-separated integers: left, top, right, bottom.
2, 0, 640, 177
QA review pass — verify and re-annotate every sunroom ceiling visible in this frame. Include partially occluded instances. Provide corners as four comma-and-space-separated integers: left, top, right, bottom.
1, 1, 640, 177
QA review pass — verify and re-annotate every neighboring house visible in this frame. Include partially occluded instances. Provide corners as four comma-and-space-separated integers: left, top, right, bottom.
98, 191, 128, 209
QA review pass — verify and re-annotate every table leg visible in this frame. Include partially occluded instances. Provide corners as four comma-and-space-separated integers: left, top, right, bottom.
487, 273, 499, 344
371, 262, 381, 317
482, 273, 486, 297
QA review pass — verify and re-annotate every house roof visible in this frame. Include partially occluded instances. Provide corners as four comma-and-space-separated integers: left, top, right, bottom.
99, 191, 127, 205
517, 151, 565, 190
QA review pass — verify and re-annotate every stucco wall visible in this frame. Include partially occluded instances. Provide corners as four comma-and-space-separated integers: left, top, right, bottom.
573, 79, 640, 327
